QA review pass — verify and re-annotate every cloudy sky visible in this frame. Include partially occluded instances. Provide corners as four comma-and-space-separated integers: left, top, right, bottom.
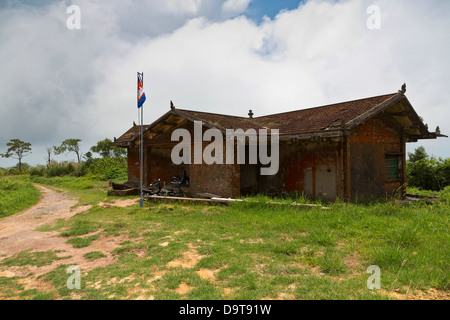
0, 0, 449, 167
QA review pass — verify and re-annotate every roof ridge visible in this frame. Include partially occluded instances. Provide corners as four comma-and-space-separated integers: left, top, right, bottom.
169, 93, 397, 120
176, 108, 249, 119
254, 92, 398, 119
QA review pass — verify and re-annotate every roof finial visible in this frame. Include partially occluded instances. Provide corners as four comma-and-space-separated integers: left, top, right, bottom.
248, 109, 254, 119
400, 83, 406, 94
133, 121, 136, 127
436, 126, 441, 134
170, 100, 175, 110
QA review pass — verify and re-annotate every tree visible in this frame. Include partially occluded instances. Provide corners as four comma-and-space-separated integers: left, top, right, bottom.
90, 138, 126, 158
54, 139, 82, 163
0, 139, 32, 171
83, 151, 93, 161
45, 146, 53, 167
83, 151, 94, 168
408, 146, 428, 163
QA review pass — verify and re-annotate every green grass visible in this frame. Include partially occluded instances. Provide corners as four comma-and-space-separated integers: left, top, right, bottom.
84, 251, 107, 261
1, 250, 70, 267
66, 235, 100, 248
0, 176, 448, 300
0, 175, 41, 219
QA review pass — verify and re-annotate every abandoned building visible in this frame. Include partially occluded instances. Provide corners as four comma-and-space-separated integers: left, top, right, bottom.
112, 84, 446, 201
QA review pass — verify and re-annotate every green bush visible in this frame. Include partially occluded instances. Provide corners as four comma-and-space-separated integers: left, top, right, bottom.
440, 186, 450, 204
29, 162, 85, 178
407, 147, 450, 191
85, 157, 127, 181
3, 163, 31, 175
29, 157, 126, 181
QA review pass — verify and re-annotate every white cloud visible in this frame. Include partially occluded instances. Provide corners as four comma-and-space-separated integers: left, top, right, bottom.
0, 0, 449, 167
222, 0, 252, 15
164, 0, 203, 15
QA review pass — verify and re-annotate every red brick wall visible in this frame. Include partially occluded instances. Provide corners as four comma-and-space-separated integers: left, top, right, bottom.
127, 146, 140, 185
276, 141, 343, 200
348, 114, 404, 200
137, 119, 240, 198
190, 162, 239, 198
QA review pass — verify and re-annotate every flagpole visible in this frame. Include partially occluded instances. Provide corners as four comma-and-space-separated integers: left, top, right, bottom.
139, 72, 144, 208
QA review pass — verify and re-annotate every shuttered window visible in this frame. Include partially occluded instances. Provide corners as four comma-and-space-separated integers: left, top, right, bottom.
385, 154, 402, 179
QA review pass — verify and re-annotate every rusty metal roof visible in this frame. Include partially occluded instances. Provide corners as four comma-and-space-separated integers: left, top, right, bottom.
112, 87, 445, 146
254, 93, 398, 135
112, 124, 151, 147
173, 109, 266, 131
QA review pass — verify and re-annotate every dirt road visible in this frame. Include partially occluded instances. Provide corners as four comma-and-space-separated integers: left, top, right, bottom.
0, 185, 137, 280
0, 185, 91, 259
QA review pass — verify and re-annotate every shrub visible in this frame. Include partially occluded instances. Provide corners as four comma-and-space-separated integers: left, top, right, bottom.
85, 157, 127, 181
407, 147, 449, 191
29, 162, 86, 178
4, 163, 31, 175
29, 165, 45, 177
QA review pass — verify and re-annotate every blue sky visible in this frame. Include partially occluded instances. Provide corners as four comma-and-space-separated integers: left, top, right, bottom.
0, 0, 449, 167
245, 0, 302, 22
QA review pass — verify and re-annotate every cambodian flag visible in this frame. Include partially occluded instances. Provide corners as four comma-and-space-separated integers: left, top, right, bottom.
137, 74, 146, 108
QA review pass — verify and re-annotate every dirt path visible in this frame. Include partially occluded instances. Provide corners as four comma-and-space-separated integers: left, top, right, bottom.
0, 185, 139, 281
0, 185, 91, 259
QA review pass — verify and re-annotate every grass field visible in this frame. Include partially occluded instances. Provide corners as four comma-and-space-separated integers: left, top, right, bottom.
0, 176, 448, 300
0, 176, 41, 219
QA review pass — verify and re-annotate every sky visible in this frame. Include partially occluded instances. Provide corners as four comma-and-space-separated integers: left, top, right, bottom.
0, 0, 449, 167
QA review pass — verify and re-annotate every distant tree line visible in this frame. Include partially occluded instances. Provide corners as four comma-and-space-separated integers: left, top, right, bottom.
1, 138, 127, 180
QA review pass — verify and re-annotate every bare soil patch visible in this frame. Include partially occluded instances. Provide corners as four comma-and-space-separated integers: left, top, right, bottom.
377, 288, 450, 300
166, 244, 203, 269
98, 198, 139, 208
175, 282, 194, 295
0, 185, 122, 282
197, 268, 218, 281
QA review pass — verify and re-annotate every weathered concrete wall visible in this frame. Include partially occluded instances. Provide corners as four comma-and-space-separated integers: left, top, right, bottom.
349, 114, 404, 200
